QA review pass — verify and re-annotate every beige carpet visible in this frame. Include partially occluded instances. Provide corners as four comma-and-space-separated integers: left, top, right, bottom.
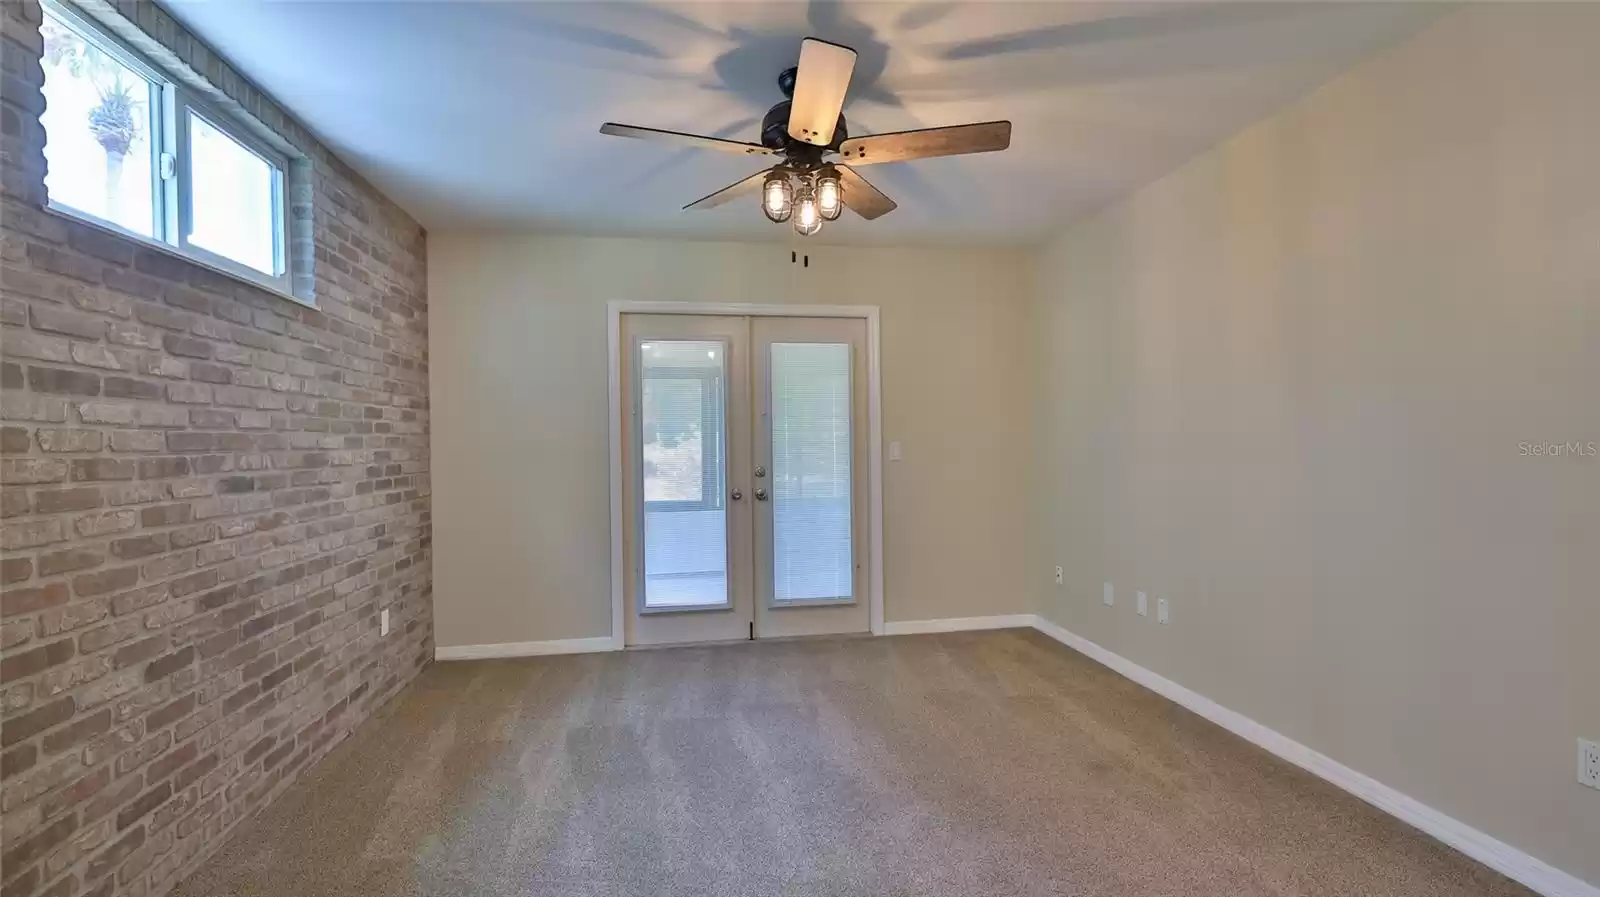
173, 630, 1532, 897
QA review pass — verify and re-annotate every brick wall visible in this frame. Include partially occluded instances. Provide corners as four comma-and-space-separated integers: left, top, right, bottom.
0, 2, 433, 896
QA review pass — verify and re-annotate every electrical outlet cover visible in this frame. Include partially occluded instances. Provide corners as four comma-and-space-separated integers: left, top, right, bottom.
1136, 592, 1148, 616
1157, 598, 1169, 624
1580, 739, 1600, 790
1103, 582, 1114, 606
1054, 566, 1064, 585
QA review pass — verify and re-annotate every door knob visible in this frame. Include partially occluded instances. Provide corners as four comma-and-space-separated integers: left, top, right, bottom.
731, 489, 743, 501
754, 488, 768, 501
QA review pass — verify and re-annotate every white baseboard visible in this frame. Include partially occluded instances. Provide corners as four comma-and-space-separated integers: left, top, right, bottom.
435, 636, 619, 661
882, 614, 1036, 636
1028, 615, 1598, 897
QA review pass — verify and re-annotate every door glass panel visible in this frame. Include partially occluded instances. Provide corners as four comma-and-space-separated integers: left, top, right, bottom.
769, 343, 852, 601
639, 340, 728, 608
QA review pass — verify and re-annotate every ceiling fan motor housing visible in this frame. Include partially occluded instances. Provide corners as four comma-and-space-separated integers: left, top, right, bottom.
761, 101, 847, 158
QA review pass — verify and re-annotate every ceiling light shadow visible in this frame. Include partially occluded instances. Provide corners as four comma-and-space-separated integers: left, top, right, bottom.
883, 2, 1438, 100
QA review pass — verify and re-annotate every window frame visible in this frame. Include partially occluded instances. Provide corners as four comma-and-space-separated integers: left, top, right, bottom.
39, 0, 297, 298
172, 91, 290, 287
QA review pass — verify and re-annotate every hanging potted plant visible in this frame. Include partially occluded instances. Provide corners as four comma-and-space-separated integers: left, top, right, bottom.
88, 76, 141, 220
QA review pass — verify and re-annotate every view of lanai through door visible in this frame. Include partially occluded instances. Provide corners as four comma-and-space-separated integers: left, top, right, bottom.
620, 312, 870, 646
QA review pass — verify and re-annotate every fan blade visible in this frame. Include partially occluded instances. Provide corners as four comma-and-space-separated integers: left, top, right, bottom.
600, 123, 773, 157
837, 165, 896, 220
684, 167, 776, 211
837, 121, 1011, 166
787, 38, 857, 146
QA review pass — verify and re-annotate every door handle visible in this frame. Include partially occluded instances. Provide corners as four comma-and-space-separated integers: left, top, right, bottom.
754, 489, 768, 501
731, 489, 743, 501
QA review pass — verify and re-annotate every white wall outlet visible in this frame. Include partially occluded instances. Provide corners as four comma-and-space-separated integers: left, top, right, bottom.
1103, 582, 1114, 606
1157, 598, 1170, 624
1136, 591, 1148, 616
1054, 566, 1063, 585
1580, 738, 1600, 790
380, 608, 391, 637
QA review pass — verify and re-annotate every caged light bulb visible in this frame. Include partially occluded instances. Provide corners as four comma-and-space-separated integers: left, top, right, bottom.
815, 169, 842, 221
762, 173, 793, 223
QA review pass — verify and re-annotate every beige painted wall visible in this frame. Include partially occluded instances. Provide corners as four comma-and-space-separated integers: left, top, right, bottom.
429, 236, 1033, 648
1030, 5, 1599, 886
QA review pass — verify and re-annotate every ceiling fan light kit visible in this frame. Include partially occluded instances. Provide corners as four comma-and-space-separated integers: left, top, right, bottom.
600, 37, 1013, 237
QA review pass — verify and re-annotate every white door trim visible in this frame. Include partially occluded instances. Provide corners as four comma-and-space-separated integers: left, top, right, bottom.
607, 301, 886, 646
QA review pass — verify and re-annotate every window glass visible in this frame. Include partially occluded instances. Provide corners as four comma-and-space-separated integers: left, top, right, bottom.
639, 340, 729, 608
40, 7, 158, 236
187, 111, 278, 275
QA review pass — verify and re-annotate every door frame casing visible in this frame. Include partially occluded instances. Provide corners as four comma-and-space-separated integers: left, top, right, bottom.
607, 301, 885, 646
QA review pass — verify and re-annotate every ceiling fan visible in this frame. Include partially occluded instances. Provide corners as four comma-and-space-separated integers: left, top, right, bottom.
599, 37, 1012, 236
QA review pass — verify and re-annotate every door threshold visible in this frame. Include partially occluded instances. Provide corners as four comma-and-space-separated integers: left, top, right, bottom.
623, 631, 873, 651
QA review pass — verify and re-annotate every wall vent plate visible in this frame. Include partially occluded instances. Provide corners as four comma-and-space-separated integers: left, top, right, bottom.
1103, 582, 1114, 606
1580, 738, 1600, 790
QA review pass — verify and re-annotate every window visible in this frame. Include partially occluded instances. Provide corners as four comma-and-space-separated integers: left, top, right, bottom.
40, 0, 294, 295
640, 345, 726, 513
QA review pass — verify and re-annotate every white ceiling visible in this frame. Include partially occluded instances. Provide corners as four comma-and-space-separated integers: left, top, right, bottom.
164, 1, 1439, 246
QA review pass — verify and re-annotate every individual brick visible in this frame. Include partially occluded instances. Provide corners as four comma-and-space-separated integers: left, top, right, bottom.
37, 547, 105, 577
162, 334, 213, 359
103, 376, 163, 401
2, 517, 65, 549
1, 457, 66, 483
2, 556, 35, 584
72, 565, 140, 598
34, 486, 104, 514
0, 425, 30, 452
111, 533, 169, 559
26, 365, 101, 396
29, 302, 104, 339
36, 428, 105, 452
140, 504, 192, 527
108, 430, 164, 452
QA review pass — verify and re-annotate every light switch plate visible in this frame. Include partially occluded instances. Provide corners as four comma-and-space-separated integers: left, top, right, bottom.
1157, 598, 1169, 624
888, 441, 902, 461
1136, 592, 1148, 616
1103, 582, 1114, 606
380, 608, 390, 637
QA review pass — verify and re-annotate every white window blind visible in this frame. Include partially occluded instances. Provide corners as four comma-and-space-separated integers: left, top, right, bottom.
769, 342, 853, 602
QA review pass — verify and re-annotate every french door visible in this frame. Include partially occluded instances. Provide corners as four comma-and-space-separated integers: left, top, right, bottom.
620, 313, 869, 646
